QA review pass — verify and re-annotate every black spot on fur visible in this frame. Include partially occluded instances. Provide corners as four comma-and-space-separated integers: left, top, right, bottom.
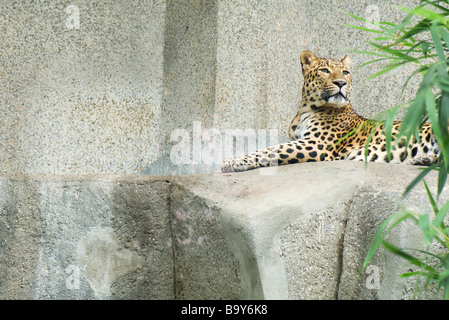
400, 151, 408, 162
384, 154, 392, 163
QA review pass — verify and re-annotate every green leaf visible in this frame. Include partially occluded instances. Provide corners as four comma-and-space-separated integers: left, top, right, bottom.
398, 5, 446, 24
400, 92, 427, 144
361, 211, 417, 273
403, 164, 438, 197
357, 58, 390, 70
439, 28, 449, 52
343, 24, 385, 34
438, 92, 449, 173
384, 105, 401, 160
424, 90, 449, 169
401, 65, 428, 96
400, 271, 427, 278
430, 25, 446, 62
439, 269, 449, 285
350, 49, 392, 58
369, 42, 420, 63
365, 60, 408, 81
423, 180, 438, 215
363, 122, 383, 163
422, 0, 449, 14
394, 18, 432, 45
444, 280, 449, 300
421, 41, 430, 55
432, 199, 449, 229
438, 159, 448, 197
383, 241, 437, 274
418, 213, 435, 244
399, 65, 438, 145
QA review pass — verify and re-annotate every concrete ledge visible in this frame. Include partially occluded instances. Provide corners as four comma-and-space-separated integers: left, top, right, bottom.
0, 162, 447, 299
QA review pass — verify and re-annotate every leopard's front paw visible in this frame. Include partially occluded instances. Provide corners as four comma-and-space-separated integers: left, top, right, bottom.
409, 156, 438, 166
221, 157, 256, 173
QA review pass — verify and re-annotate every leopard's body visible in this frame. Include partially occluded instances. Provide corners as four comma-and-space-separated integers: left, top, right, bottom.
221, 50, 440, 173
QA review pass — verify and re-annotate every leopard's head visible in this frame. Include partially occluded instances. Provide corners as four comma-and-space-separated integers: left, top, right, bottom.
300, 50, 352, 108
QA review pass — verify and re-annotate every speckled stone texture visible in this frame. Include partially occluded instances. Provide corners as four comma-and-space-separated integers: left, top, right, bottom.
3, 0, 439, 301
0, 162, 446, 299
1, 1, 165, 175
1, 0, 419, 175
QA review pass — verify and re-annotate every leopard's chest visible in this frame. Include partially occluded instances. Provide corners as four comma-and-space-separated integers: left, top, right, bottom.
295, 113, 318, 139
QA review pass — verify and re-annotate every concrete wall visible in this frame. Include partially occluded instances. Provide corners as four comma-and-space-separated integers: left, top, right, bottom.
1, 0, 419, 176
3, 0, 440, 301
0, 162, 446, 299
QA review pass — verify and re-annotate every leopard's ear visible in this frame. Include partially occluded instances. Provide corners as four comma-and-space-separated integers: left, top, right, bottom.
300, 50, 318, 72
341, 55, 351, 68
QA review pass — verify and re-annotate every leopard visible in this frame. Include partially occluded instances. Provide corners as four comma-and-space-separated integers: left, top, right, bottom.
221, 50, 440, 173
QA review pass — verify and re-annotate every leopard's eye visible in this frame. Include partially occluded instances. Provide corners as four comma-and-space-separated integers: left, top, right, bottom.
343, 70, 351, 76
319, 68, 330, 74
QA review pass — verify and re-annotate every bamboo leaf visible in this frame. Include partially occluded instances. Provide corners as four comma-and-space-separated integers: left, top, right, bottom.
430, 25, 446, 62
365, 61, 409, 80
439, 28, 449, 52
398, 5, 446, 24
432, 198, 449, 229
403, 164, 438, 197
400, 271, 428, 278
399, 91, 427, 143
384, 105, 402, 160
394, 18, 432, 45
439, 269, 449, 282
438, 159, 448, 197
361, 211, 417, 272
423, 180, 438, 215
418, 213, 435, 244
422, 0, 449, 14
401, 66, 428, 96
343, 24, 385, 34
383, 241, 437, 273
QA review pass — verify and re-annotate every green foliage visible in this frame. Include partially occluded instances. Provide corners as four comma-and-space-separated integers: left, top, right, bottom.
346, 0, 449, 299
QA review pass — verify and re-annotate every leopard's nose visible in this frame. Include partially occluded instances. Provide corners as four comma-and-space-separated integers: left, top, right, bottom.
333, 80, 347, 88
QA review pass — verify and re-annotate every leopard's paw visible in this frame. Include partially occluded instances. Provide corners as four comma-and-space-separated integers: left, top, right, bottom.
221, 158, 256, 173
409, 156, 437, 166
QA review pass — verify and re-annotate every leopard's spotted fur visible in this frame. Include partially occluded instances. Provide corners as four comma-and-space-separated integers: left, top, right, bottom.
221, 50, 440, 172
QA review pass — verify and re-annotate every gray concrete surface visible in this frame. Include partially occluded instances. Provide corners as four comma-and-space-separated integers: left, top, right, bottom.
2, 0, 442, 301
0, 162, 447, 299
1, 0, 420, 176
